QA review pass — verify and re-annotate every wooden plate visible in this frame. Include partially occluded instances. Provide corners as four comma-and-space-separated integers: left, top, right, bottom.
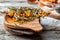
4, 15, 43, 35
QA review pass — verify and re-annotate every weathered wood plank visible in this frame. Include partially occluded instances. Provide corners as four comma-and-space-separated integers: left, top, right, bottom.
39, 31, 60, 40
6, 31, 60, 40
4, 30, 60, 40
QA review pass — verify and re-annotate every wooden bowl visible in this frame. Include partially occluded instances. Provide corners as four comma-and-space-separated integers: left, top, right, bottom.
4, 15, 43, 35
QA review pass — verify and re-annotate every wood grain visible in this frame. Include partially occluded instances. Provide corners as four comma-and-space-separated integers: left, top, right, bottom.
39, 31, 60, 40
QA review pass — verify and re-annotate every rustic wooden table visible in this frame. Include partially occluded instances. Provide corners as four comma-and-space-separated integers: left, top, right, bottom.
0, 0, 60, 40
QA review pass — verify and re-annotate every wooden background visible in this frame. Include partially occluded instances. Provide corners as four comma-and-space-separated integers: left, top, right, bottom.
0, 0, 60, 40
